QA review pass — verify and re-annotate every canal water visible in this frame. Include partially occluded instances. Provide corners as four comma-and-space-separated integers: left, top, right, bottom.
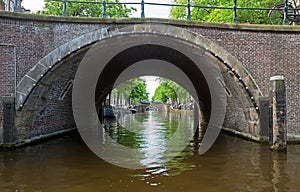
1, 111, 300, 192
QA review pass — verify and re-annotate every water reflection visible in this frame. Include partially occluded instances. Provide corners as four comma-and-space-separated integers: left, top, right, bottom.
106, 111, 194, 172
1, 114, 300, 191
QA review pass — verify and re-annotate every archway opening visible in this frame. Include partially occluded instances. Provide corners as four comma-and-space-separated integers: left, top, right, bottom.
72, 32, 227, 166
97, 75, 202, 168
94, 44, 211, 124
99, 76, 201, 129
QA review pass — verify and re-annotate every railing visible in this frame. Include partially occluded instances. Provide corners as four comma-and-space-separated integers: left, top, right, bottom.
27, 0, 300, 24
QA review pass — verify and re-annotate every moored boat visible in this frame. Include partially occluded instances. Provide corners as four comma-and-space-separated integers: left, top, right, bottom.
129, 108, 137, 114
103, 105, 115, 117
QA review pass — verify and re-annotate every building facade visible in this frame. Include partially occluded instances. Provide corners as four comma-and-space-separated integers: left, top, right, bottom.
0, 0, 22, 12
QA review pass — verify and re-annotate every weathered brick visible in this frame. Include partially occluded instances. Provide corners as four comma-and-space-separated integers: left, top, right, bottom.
1, 13, 300, 143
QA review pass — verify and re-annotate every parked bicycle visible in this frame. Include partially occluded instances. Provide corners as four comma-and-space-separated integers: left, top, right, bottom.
268, 0, 300, 25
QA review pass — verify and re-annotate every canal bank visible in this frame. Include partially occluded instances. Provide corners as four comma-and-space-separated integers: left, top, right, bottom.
0, 128, 76, 149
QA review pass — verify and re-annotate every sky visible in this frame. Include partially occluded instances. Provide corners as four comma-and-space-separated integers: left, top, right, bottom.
22, 0, 45, 12
141, 76, 159, 99
21, 0, 170, 99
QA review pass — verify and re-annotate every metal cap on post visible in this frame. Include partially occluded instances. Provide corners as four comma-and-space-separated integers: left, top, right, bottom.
269, 75, 287, 151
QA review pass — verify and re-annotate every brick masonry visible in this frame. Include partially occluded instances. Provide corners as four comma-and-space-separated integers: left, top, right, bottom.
15, 49, 88, 141
186, 27, 300, 137
0, 44, 15, 130
0, 12, 300, 143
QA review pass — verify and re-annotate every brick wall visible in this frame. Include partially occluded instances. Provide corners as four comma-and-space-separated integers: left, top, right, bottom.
1, 13, 300, 142
186, 27, 300, 136
15, 49, 87, 141
0, 44, 15, 131
0, 18, 102, 84
0, 13, 103, 142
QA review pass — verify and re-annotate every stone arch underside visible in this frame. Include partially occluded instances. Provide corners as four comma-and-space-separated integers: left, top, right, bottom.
15, 24, 262, 143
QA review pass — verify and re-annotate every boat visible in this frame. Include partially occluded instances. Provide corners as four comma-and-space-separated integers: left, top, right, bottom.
129, 108, 137, 114
103, 105, 115, 117
170, 106, 181, 113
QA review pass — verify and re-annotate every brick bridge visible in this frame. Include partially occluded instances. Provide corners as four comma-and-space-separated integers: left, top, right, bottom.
1, 11, 300, 146
135, 104, 169, 113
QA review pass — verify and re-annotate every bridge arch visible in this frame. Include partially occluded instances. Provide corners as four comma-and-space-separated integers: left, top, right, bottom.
15, 27, 110, 109
15, 23, 262, 143
145, 106, 159, 112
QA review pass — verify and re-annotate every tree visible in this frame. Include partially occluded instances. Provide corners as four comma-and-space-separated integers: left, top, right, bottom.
129, 79, 149, 104
152, 83, 173, 103
111, 78, 149, 105
152, 78, 191, 105
171, 0, 278, 24
38, 0, 135, 18
111, 80, 132, 106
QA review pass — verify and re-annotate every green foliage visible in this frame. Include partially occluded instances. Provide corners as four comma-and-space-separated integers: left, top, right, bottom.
129, 79, 149, 104
38, 0, 135, 17
112, 78, 149, 105
171, 0, 278, 24
152, 78, 191, 104
152, 82, 174, 103
235, 0, 278, 24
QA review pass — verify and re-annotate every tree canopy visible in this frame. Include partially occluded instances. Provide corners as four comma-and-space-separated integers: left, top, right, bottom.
171, 0, 278, 24
111, 78, 149, 105
128, 79, 149, 104
38, 0, 135, 17
152, 78, 191, 105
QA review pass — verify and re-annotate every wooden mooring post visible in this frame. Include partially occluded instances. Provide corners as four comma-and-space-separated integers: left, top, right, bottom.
269, 76, 287, 151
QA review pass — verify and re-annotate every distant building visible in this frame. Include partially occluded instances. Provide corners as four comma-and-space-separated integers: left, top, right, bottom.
0, 0, 23, 12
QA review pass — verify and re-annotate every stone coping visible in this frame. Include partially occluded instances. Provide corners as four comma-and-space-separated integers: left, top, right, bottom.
1, 10, 300, 32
